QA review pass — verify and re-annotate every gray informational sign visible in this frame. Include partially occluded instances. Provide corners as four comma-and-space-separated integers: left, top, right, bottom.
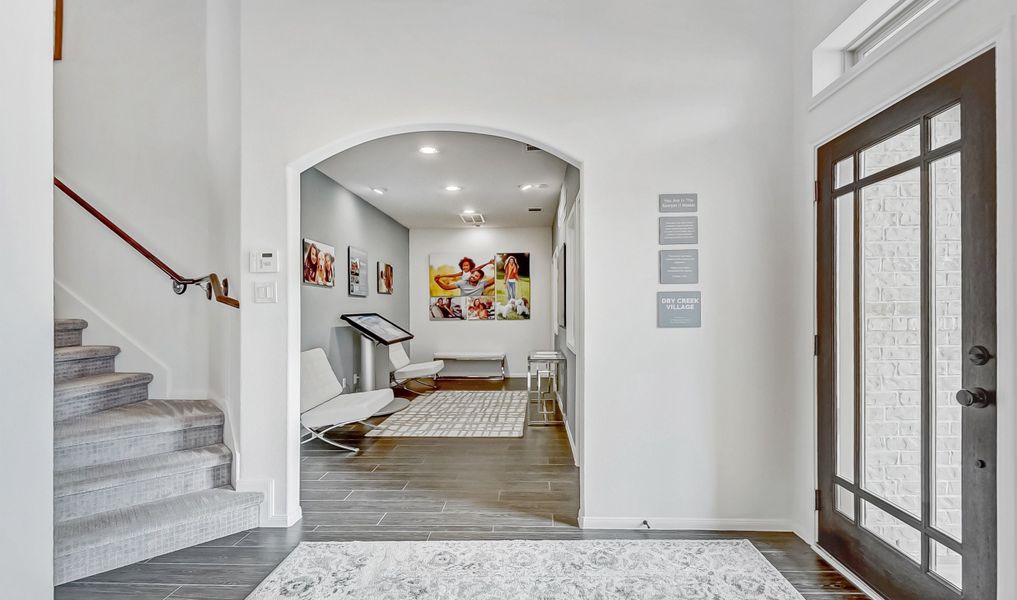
659, 249, 699, 284
659, 216, 698, 245
659, 193, 698, 213
657, 291, 702, 328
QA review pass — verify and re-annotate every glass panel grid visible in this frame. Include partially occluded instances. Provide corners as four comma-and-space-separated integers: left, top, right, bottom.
861, 500, 922, 563
930, 104, 961, 150
930, 152, 963, 542
859, 167, 922, 519
860, 124, 921, 178
835, 192, 856, 483
930, 538, 963, 590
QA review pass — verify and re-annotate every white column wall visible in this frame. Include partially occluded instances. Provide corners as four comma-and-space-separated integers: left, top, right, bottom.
0, 0, 54, 596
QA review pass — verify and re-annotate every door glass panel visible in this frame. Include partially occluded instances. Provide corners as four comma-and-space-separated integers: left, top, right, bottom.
860, 124, 921, 178
836, 156, 855, 188
931, 152, 963, 541
860, 168, 922, 518
835, 192, 856, 482
930, 104, 961, 150
861, 500, 922, 562
835, 484, 855, 519
930, 539, 963, 590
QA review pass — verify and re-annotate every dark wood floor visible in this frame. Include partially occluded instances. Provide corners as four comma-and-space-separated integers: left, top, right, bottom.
56, 379, 864, 599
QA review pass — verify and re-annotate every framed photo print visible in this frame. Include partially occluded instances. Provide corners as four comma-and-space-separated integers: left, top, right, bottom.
348, 246, 368, 297
302, 238, 335, 287
378, 262, 394, 295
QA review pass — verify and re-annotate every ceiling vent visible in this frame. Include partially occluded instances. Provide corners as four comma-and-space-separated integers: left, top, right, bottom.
528, 207, 542, 212
460, 213, 486, 225
524, 143, 543, 152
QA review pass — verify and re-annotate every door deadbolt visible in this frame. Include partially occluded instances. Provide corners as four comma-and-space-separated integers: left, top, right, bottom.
968, 345, 993, 366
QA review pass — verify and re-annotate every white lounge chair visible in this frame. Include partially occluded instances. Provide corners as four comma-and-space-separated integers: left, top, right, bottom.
300, 348, 393, 452
388, 342, 444, 394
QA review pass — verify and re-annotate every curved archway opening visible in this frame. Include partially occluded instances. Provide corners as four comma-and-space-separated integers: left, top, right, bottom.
285, 124, 585, 532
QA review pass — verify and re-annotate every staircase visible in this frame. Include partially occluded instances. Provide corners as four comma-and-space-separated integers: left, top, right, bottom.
53, 319, 262, 585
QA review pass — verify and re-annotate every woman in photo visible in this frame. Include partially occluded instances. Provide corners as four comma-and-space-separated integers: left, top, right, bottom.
504, 255, 519, 300
383, 264, 394, 292
303, 244, 319, 283
323, 253, 334, 285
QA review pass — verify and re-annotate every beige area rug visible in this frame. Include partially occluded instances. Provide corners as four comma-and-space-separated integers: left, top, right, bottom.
365, 390, 527, 437
245, 539, 806, 599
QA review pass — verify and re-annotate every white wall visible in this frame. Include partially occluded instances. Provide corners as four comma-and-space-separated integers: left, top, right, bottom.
301, 169, 410, 390
54, 0, 223, 399
408, 227, 552, 376
790, 0, 1017, 595
237, 0, 797, 528
0, 0, 54, 595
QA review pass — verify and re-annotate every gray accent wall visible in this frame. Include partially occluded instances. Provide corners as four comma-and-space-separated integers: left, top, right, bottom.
553, 164, 580, 438
300, 168, 410, 391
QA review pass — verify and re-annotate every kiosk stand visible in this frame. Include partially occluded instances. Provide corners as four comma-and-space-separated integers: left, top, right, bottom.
340, 313, 415, 416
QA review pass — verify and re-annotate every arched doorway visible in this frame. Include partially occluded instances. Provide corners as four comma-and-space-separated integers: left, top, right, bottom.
284, 123, 586, 532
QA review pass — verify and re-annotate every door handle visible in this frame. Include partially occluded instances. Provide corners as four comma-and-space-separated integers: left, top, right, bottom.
956, 387, 992, 408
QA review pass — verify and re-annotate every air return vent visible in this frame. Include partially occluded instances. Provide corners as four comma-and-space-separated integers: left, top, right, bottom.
524, 143, 543, 152
460, 213, 485, 225
528, 207, 542, 212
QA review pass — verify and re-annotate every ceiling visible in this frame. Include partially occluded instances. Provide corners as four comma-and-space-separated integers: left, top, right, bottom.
314, 131, 570, 229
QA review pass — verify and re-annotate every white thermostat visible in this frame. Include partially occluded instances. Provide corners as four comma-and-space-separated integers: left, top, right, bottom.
250, 250, 279, 273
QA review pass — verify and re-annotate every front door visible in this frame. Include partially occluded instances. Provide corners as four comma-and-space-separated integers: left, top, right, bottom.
817, 50, 997, 600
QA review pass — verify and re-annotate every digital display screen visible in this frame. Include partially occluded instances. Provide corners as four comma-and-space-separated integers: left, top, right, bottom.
340, 313, 414, 345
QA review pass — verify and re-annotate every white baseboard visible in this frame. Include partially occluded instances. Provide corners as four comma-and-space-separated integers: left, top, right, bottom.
562, 413, 579, 467
236, 478, 303, 528
812, 545, 882, 600
578, 516, 793, 531
262, 508, 302, 528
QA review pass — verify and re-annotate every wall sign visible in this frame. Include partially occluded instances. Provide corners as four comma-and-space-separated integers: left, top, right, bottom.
659, 216, 698, 245
659, 249, 699, 284
659, 193, 698, 213
657, 291, 701, 328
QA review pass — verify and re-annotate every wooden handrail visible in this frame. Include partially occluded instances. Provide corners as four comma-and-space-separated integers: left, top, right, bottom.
54, 177, 239, 309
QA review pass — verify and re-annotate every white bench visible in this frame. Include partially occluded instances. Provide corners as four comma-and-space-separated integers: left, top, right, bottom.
432, 352, 507, 380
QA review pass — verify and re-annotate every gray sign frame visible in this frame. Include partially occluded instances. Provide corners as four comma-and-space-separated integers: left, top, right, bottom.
659, 249, 699, 284
659, 193, 698, 213
659, 216, 698, 245
657, 291, 702, 328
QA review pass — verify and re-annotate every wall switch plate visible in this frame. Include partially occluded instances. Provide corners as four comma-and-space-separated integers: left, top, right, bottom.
250, 250, 279, 273
253, 281, 277, 303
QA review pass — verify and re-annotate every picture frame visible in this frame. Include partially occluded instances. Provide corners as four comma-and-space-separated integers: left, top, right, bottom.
348, 246, 368, 297
301, 238, 335, 288
378, 262, 394, 295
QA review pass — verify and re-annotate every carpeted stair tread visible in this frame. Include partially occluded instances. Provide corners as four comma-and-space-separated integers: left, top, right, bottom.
55, 488, 262, 557
54, 345, 120, 363
55, 444, 232, 498
55, 319, 89, 332
55, 372, 153, 401
55, 399, 223, 449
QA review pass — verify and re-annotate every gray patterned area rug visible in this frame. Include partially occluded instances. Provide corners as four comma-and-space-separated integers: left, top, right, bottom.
365, 390, 527, 437
246, 539, 805, 599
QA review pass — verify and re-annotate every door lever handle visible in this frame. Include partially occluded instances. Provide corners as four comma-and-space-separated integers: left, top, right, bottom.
956, 387, 992, 408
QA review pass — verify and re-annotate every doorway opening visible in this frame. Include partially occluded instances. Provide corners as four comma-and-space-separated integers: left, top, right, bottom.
296, 129, 584, 534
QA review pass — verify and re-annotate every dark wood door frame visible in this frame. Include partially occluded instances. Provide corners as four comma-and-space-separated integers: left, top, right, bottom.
817, 49, 997, 600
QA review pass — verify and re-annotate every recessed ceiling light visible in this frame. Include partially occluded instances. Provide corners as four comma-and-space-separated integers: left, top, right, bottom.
519, 184, 533, 191
462, 208, 475, 214
418, 146, 440, 155
445, 185, 463, 192
371, 187, 387, 195
519, 183, 548, 191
